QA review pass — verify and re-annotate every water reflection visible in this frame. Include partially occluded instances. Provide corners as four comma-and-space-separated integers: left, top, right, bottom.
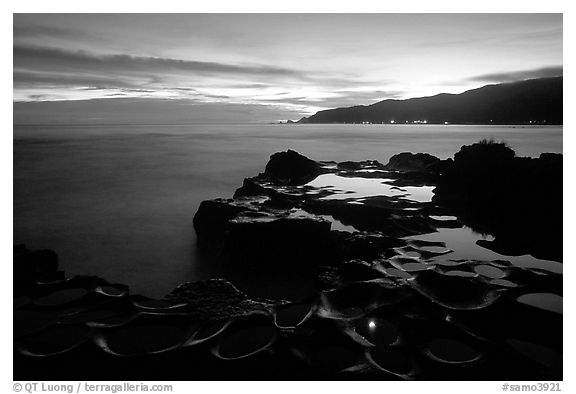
305, 174, 434, 202
354, 317, 399, 346
406, 227, 562, 274
430, 215, 458, 221
517, 293, 562, 314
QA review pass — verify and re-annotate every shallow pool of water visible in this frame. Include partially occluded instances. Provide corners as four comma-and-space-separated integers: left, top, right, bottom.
517, 293, 562, 314
305, 174, 435, 202
405, 227, 562, 274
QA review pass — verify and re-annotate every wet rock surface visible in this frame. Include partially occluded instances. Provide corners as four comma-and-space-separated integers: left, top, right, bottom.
384, 152, 441, 173
433, 141, 562, 262
14, 146, 562, 380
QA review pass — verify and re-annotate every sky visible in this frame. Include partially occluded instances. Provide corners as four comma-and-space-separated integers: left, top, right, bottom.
13, 14, 563, 123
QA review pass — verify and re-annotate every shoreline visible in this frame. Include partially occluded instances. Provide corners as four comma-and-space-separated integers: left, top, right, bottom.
14, 142, 562, 380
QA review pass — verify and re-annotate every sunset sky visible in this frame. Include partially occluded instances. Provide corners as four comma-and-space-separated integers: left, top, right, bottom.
13, 13, 562, 123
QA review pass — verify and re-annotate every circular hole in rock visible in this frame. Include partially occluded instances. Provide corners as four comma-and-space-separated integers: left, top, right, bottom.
59, 310, 124, 325
355, 318, 398, 346
444, 270, 478, 278
14, 296, 32, 309
14, 310, 58, 337
36, 277, 66, 285
422, 246, 452, 253
320, 282, 403, 319
99, 286, 126, 297
490, 260, 512, 269
410, 270, 499, 309
275, 303, 311, 328
34, 288, 89, 307
435, 260, 468, 267
399, 263, 429, 272
194, 320, 229, 341
90, 313, 138, 327
133, 299, 179, 309
384, 268, 412, 279
426, 338, 481, 364
20, 325, 89, 355
490, 279, 518, 288
517, 293, 562, 314
369, 346, 412, 375
314, 345, 358, 371
474, 265, 507, 279
506, 339, 562, 370
339, 307, 364, 317
218, 325, 276, 359
105, 324, 188, 355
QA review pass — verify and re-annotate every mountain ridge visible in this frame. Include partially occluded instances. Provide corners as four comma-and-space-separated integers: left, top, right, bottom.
298, 77, 563, 125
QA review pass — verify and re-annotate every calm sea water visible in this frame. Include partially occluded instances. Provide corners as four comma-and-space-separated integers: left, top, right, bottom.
13, 124, 562, 297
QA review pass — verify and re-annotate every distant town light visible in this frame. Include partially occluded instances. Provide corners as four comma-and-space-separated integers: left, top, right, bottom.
390, 120, 395, 124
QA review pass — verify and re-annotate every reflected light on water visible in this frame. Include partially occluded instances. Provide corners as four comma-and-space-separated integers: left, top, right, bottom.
305, 174, 434, 202
406, 227, 562, 274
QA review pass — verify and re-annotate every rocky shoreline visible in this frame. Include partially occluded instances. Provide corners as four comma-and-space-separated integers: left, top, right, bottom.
14, 142, 562, 380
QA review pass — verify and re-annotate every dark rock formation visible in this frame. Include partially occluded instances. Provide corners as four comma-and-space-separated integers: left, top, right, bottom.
433, 141, 562, 261
14, 245, 60, 292
193, 199, 252, 243
263, 149, 325, 185
165, 279, 275, 321
226, 211, 332, 264
384, 152, 441, 173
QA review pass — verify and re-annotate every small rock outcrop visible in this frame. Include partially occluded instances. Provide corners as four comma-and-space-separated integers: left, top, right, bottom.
384, 152, 441, 172
433, 141, 562, 261
263, 149, 325, 185
166, 279, 275, 321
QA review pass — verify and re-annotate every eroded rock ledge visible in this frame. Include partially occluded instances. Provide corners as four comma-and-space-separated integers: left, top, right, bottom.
14, 144, 562, 381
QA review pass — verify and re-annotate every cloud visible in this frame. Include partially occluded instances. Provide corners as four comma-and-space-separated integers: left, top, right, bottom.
13, 70, 142, 90
14, 25, 92, 40
418, 27, 562, 49
14, 29, 424, 122
14, 44, 397, 115
331, 90, 404, 105
255, 89, 404, 109
467, 66, 563, 83
13, 45, 326, 109
13, 45, 307, 80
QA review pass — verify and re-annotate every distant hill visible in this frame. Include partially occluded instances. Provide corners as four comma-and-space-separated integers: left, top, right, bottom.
299, 77, 562, 125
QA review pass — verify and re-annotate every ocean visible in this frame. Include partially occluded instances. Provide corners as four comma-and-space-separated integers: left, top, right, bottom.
13, 124, 562, 298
